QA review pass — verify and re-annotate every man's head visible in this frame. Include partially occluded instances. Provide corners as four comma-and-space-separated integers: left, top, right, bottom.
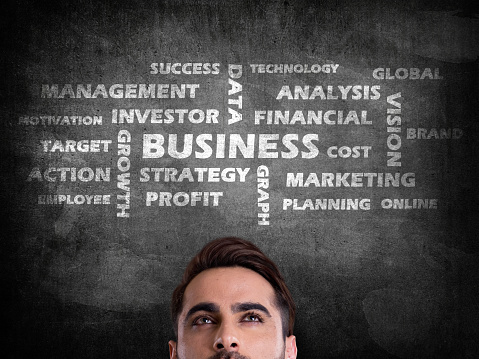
169, 237, 297, 359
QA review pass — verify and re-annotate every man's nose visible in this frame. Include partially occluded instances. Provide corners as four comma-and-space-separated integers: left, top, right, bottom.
213, 322, 240, 352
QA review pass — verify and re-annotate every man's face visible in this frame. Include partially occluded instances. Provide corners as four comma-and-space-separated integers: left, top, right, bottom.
169, 267, 297, 359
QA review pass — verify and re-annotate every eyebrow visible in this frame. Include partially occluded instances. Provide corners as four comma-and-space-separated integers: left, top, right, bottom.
232, 302, 272, 317
184, 302, 220, 323
183, 301, 272, 324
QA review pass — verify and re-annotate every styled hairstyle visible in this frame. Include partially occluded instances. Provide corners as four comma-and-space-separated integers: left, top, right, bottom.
171, 237, 296, 338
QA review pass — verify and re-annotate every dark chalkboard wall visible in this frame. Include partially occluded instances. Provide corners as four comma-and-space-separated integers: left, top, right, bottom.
3, 0, 479, 358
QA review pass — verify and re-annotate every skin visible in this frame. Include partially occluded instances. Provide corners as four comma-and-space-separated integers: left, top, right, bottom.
169, 267, 297, 359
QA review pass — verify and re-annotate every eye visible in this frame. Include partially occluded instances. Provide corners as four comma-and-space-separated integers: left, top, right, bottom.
242, 312, 263, 323
192, 316, 215, 326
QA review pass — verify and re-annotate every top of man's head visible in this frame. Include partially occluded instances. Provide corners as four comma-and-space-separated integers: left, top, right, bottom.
170, 237, 296, 338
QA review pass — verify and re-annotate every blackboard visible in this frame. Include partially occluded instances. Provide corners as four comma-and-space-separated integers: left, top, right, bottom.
3, 1, 479, 358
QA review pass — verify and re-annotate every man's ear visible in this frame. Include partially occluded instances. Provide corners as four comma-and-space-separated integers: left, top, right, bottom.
285, 335, 297, 359
168, 340, 177, 359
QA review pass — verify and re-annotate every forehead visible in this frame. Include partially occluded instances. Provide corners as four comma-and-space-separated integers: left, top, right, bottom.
181, 267, 277, 312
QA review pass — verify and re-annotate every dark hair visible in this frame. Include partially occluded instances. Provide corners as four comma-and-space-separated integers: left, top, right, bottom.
171, 237, 296, 338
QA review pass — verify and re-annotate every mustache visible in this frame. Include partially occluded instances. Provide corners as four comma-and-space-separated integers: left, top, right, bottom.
207, 351, 251, 359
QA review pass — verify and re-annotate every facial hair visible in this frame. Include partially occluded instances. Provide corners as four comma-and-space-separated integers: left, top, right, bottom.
176, 341, 286, 359
176, 352, 250, 359
177, 348, 286, 359
207, 351, 251, 359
